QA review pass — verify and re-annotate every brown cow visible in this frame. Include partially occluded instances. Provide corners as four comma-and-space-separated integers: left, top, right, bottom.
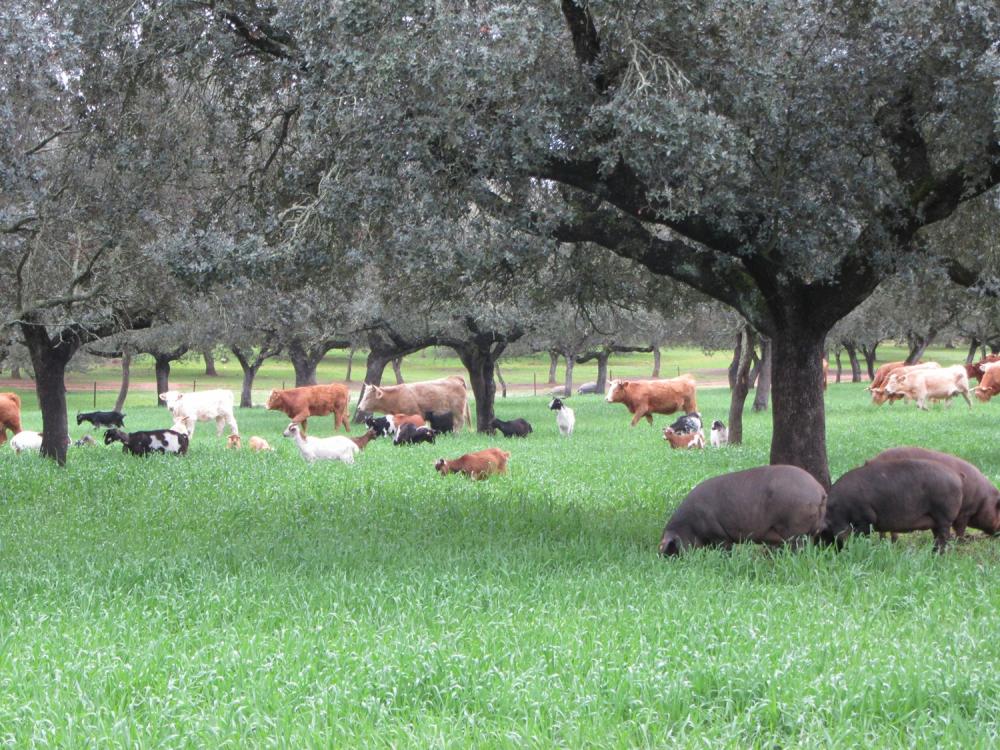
266, 383, 350, 435
974, 362, 1000, 402
867, 361, 908, 394
966, 354, 1000, 384
357, 376, 471, 430
870, 362, 939, 405
605, 375, 697, 427
434, 448, 510, 480
0, 392, 22, 446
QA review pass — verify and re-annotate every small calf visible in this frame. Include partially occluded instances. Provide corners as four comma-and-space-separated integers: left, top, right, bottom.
393, 423, 436, 445
490, 417, 533, 438
548, 398, 575, 437
710, 420, 728, 448
435, 448, 510, 480
423, 411, 455, 434
364, 415, 392, 437
663, 427, 705, 449
10, 430, 43, 454
76, 410, 126, 429
104, 428, 189, 457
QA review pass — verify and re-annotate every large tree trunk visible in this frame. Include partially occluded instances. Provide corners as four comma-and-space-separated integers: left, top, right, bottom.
563, 355, 575, 396
547, 351, 559, 385
22, 334, 71, 465
114, 348, 132, 413
352, 353, 393, 423
752, 337, 771, 412
392, 357, 404, 384
458, 348, 500, 432
770, 327, 830, 489
651, 345, 661, 378
594, 350, 610, 393
288, 341, 320, 387
905, 335, 931, 365
727, 327, 755, 445
203, 349, 218, 376
843, 342, 862, 382
860, 343, 878, 380
346, 345, 356, 381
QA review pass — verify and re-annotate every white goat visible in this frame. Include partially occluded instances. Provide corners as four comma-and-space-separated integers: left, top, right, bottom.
9, 430, 43, 454
282, 423, 359, 464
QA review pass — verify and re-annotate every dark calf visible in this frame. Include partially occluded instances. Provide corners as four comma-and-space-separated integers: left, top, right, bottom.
869, 446, 1000, 538
822, 458, 964, 552
77, 410, 126, 428
659, 465, 826, 555
393, 423, 436, 445
423, 411, 455, 433
490, 417, 533, 438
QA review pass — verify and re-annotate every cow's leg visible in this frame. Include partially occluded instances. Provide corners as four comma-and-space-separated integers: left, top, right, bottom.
216, 416, 226, 436
961, 389, 972, 409
644, 413, 654, 425
629, 412, 643, 427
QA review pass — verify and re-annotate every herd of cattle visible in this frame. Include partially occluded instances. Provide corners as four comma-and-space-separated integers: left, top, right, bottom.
3, 363, 1000, 552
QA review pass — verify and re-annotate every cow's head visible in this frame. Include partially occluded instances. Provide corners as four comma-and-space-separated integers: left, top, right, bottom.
159, 391, 182, 407
974, 384, 996, 402
605, 380, 627, 403
265, 390, 285, 410
357, 384, 385, 412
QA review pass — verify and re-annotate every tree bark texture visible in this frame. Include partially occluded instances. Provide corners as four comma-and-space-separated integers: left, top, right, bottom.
203, 349, 218, 376
752, 337, 771, 412
727, 327, 755, 446
547, 351, 559, 385
114, 348, 132, 413
651, 345, 661, 378
843, 342, 862, 382
563, 355, 575, 396
392, 357, 404, 384
860, 344, 878, 380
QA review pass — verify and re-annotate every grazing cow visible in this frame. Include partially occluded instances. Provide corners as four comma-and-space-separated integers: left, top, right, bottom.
605, 375, 697, 426
490, 417, 533, 438
548, 398, 575, 437
282, 423, 358, 464
658, 465, 827, 555
821, 458, 964, 552
869, 446, 1000, 538
104, 428, 189, 456
76, 410, 126, 429
964, 354, 1000, 383
393, 423, 436, 445
434, 448, 510, 480
9, 430, 43, 454
662, 427, 705, 450
160, 389, 239, 437
0, 392, 22, 446
364, 415, 392, 437
358, 376, 471, 430
867, 361, 908, 394
710, 420, 729, 448
423, 411, 455, 434
973, 361, 1000, 402
885, 365, 971, 409
667, 412, 702, 435
870, 362, 939, 405
266, 383, 350, 435
387, 413, 426, 433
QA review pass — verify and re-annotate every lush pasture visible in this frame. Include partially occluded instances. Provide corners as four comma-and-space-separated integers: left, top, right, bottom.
2, 385, 1000, 747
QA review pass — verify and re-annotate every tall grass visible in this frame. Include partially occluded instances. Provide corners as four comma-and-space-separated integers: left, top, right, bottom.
2, 385, 999, 747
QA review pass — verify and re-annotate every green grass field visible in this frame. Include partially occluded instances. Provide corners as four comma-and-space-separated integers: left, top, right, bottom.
3, 358, 1000, 746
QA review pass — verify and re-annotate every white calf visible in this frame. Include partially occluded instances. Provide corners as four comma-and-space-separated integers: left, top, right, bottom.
159, 389, 238, 438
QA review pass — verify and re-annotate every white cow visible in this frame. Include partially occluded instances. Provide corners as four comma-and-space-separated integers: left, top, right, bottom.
885, 365, 972, 410
159, 389, 239, 438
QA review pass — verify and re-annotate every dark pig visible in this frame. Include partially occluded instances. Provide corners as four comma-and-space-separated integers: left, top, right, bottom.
869, 446, 1000, 537
658, 465, 827, 556
822, 458, 963, 552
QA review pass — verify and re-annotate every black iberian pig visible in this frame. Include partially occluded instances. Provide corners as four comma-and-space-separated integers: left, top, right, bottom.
658, 465, 827, 556
822, 458, 964, 552
869, 446, 1000, 538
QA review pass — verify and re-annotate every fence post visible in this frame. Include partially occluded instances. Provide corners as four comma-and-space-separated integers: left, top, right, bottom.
93, 381, 97, 408
533, 373, 536, 396
193, 379, 197, 392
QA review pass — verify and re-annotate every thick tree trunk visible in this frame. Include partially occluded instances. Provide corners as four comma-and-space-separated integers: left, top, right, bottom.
563, 355, 575, 395
966, 338, 981, 365
651, 345, 661, 378
457, 348, 500, 432
288, 341, 319, 387
203, 349, 218, 376
20, 322, 78, 466
727, 327, 755, 445
547, 351, 559, 385
392, 357, 404, 384
905, 336, 931, 365
770, 327, 830, 489
752, 337, 771, 412
595, 351, 610, 393
860, 344, 878, 380
154, 356, 172, 406
114, 348, 132, 413
843, 342, 862, 382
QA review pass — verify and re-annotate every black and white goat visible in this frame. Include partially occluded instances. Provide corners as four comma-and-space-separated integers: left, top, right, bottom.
667, 411, 703, 436
393, 423, 436, 445
77, 410, 126, 428
364, 415, 392, 437
104, 428, 189, 456
548, 398, 575, 437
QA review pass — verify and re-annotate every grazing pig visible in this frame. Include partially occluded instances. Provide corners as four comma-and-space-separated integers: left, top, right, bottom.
869, 446, 1000, 538
490, 417, 533, 438
658, 465, 827, 555
822, 458, 964, 552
